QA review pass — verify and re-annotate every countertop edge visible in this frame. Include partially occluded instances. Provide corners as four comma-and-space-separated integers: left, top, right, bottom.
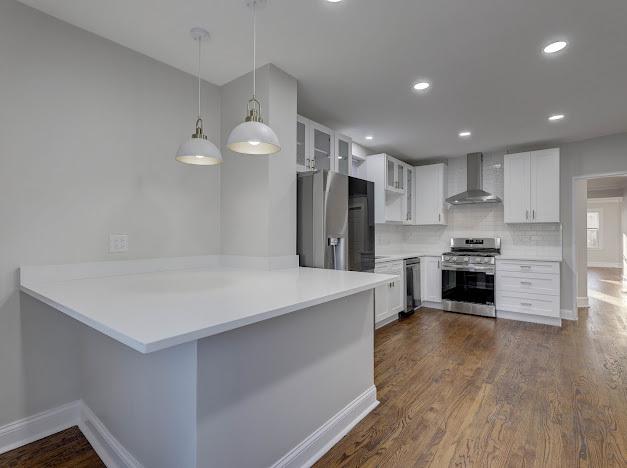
20, 271, 395, 354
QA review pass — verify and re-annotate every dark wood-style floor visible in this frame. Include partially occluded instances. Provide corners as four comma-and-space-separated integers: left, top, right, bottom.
316, 267, 627, 467
2, 268, 626, 467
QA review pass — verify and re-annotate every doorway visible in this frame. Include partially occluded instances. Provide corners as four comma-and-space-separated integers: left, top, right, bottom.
573, 173, 627, 315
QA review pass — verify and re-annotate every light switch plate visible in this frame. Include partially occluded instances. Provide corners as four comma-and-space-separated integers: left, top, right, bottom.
109, 234, 128, 253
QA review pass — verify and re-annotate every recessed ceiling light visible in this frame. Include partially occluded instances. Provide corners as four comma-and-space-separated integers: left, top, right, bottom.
543, 41, 567, 54
458, 131, 471, 138
413, 81, 430, 91
327, 0, 343, 2
548, 114, 565, 121
365, 135, 373, 140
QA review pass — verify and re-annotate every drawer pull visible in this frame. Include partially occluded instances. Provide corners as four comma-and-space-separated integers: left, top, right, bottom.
520, 281, 532, 285
520, 265, 532, 269
520, 302, 532, 307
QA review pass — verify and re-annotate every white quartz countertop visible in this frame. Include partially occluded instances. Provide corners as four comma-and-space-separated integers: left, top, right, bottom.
20, 259, 394, 354
375, 251, 443, 262
497, 254, 563, 262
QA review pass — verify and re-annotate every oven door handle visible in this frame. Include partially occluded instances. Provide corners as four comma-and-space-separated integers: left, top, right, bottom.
441, 265, 495, 274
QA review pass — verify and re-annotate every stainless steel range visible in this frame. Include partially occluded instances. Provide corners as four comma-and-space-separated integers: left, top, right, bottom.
441, 238, 501, 318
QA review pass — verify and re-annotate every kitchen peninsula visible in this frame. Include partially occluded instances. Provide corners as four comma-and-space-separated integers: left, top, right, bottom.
20, 255, 394, 468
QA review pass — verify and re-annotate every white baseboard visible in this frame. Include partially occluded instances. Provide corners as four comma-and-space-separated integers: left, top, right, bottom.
0, 400, 81, 455
0, 401, 141, 468
271, 385, 379, 468
79, 403, 143, 468
588, 262, 622, 268
577, 296, 589, 308
375, 313, 398, 329
561, 309, 578, 320
497, 310, 562, 327
421, 301, 442, 309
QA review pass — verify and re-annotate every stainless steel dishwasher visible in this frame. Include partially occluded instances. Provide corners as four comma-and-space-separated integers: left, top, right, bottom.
401, 257, 421, 316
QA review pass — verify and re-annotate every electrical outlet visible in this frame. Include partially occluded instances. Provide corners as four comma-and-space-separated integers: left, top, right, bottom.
109, 234, 128, 253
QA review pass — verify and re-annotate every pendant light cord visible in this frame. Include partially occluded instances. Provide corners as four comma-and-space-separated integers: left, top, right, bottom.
197, 36, 202, 120
252, 0, 256, 98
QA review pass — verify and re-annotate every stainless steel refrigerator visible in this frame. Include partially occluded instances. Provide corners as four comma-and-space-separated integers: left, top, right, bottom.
297, 170, 375, 272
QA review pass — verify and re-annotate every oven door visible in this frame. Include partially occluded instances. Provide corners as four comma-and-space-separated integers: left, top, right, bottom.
441, 266, 495, 305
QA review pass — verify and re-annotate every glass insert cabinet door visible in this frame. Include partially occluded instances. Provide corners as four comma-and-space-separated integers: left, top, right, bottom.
387, 158, 396, 189
311, 123, 333, 171
335, 134, 351, 176
297, 118, 307, 168
406, 168, 413, 221
397, 164, 404, 190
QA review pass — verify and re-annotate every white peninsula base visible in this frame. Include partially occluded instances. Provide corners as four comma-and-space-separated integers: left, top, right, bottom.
16, 256, 392, 467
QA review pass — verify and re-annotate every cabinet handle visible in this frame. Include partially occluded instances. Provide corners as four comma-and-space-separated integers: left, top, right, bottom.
532, 209, 535, 220
520, 281, 532, 285
438, 213, 441, 222
520, 265, 531, 270
526, 210, 529, 220
520, 302, 532, 307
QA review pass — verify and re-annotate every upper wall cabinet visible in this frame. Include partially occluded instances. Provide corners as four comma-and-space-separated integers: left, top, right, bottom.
504, 148, 560, 223
414, 163, 448, 225
366, 154, 407, 224
296, 115, 352, 175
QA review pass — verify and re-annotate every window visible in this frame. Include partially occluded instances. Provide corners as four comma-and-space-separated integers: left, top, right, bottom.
587, 210, 601, 249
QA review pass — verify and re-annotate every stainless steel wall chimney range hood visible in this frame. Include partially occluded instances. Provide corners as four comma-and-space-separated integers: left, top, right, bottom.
445, 153, 502, 205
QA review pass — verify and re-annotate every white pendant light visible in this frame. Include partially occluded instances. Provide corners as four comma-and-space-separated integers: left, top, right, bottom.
227, 0, 281, 155
176, 28, 222, 166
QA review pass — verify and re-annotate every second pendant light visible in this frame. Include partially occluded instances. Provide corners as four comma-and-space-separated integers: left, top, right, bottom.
227, 0, 281, 155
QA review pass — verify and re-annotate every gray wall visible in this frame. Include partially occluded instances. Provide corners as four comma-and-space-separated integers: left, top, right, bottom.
587, 198, 622, 266
220, 64, 297, 257
0, 0, 221, 427
561, 132, 627, 311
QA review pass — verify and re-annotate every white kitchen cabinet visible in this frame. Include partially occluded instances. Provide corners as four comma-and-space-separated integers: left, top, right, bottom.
530, 149, 560, 222
334, 133, 352, 176
503, 152, 531, 222
420, 256, 442, 303
366, 154, 406, 224
404, 166, 415, 224
414, 163, 447, 225
374, 260, 405, 325
504, 148, 559, 223
496, 259, 561, 325
297, 115, 355, 175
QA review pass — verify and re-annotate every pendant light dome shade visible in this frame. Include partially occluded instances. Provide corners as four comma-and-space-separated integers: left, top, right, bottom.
176, 118, 223, 165
227, 98, 280, 154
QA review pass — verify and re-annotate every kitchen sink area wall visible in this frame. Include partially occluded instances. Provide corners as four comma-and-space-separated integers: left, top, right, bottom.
376, 151, 563, 258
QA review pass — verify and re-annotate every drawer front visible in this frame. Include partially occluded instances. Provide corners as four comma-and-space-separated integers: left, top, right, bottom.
496, 271, 560, 296
496, 292, 560, 318
497, 260, 559, 275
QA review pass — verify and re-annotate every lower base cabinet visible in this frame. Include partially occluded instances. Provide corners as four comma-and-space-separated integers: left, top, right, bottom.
420, 256, 442, 303
374, 260, 404, 325
496, 259, 561, 325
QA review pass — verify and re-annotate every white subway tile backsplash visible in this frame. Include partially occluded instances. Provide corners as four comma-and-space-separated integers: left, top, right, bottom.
376, 152, 562, 258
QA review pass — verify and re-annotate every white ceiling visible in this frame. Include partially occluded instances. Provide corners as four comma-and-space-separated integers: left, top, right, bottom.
19, 0, 627, 161
587, 176, 627, 192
